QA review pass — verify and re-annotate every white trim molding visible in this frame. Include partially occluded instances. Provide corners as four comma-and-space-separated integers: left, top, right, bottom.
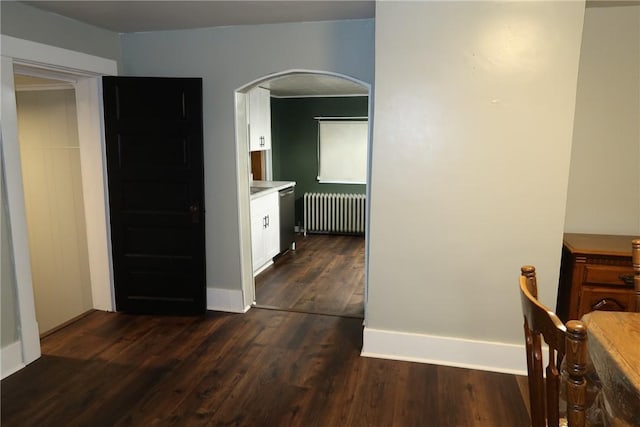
1, 56, 42, 366
1, 35, 117, 76
1, 341, 25, 379
1, 36, 117, 374
75, 78, 115, 312
207, 287, 250, 313
361, 327, 527, 375
15, 83, 74, 91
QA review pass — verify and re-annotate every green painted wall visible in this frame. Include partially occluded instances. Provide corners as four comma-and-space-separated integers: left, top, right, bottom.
271, 96, 368, 226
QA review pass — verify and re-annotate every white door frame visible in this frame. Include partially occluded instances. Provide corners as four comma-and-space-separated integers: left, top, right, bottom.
234, 69, 373, 316
0, 35, 117, 370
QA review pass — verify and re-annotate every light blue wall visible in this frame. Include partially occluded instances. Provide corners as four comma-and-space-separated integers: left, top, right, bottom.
0, 1, 121, 63
120, 19, 374, 291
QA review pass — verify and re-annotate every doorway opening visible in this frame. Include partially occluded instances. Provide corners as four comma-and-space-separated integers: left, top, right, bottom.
1, 39, 117, 372
235, 70, 371, 319
13, 71, 93, 336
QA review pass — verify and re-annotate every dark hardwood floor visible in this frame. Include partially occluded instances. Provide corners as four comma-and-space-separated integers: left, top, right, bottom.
1, 309, 531, 426
255, 234, 365, 318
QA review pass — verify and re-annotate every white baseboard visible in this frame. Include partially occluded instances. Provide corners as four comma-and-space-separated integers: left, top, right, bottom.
1, 341, 25, 379
361, 327, 527, 375
206, 287, 250, 313
253, 260, 273, 277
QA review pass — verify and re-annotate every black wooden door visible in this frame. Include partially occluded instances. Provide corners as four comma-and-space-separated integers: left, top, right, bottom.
102, 77, 205, 314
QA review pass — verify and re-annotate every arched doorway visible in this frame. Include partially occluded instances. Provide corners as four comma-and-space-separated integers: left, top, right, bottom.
234, 70, 372, 318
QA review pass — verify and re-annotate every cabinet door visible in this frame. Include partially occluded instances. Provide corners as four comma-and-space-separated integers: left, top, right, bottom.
259, 87, 271, 150
250, 192, 279, 272
250, 206, 265, 271
264, 198, 280, 259
248, 87, 271, 151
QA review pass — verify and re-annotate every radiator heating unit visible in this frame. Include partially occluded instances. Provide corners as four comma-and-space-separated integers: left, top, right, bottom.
303, 192, 366, 235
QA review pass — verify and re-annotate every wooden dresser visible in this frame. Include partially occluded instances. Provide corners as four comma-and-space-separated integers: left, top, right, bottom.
556, 233, 637, 322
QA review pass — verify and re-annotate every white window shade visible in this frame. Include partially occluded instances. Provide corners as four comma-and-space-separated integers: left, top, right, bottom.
317, 120, 368, 184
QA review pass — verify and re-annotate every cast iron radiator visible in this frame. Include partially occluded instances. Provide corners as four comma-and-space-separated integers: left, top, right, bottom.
303, 192, 366, 235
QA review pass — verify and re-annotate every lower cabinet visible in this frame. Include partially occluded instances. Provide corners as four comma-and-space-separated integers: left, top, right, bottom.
251, 192, 280, 272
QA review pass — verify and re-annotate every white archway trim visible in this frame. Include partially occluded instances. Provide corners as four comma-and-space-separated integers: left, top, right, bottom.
1, 36, 117, 370
234, 69, 372, 316
237, 69, 372, 94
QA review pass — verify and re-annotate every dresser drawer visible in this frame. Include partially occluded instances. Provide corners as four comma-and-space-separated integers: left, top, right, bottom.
578, 287, 635, 315
583, 265, 633, 287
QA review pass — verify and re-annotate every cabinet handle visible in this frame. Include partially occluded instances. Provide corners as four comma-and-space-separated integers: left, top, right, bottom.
266, 214, 269, 228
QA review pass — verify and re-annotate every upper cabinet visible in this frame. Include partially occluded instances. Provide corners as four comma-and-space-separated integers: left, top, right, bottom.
247, 86, 272, 151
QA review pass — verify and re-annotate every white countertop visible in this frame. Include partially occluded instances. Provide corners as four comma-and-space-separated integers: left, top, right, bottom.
250, 180, 295, 200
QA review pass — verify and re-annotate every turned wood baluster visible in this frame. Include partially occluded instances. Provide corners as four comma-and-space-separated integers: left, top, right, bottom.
565, 320, 588, 427
633, 239, 640, 312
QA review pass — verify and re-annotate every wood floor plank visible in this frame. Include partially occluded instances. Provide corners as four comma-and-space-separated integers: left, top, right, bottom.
255, 234, 365, 318
1, 309, 530, 427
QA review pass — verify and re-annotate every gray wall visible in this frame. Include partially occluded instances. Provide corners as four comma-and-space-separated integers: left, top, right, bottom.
120, 19, 374, 292
564, 4, 640, 235
367, 1, 585, 344
0, 1, 121, 63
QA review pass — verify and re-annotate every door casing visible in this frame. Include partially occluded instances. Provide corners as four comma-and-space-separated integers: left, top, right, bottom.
1, 35, 117, 370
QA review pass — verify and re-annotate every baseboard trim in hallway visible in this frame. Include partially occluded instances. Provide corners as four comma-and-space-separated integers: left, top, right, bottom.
362, 326, 527, 375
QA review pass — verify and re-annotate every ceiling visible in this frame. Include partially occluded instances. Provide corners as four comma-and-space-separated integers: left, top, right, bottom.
21, 1, 375, 33
264, 74, 368, 97
20, 1, 372, 97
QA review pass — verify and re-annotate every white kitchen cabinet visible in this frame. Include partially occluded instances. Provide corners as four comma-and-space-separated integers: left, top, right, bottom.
247, 86, 272, 151
251, 191, 280, 272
